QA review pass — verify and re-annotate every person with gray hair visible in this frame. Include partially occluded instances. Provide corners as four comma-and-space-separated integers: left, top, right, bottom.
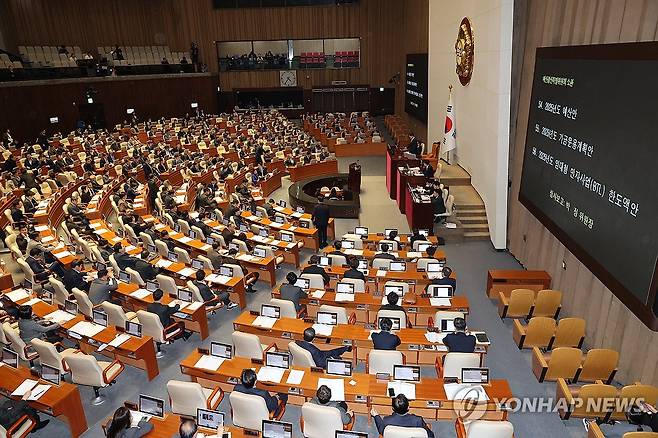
310, 384, 353, 425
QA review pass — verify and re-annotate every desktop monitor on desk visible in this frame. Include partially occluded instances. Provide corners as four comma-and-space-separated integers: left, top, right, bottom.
384, 285, 404, 296
429, 285, 453, 298
138, 394, 165, 418
357, 259, 369, 272
265, 351, 290, 369
281, 232, 293, 243
426, 262, 443, 274
262, 420, 293, 438
462, 368, 490, 385
206, 237, 215, 245
147, 244, 156, 254
295, 278, 310, 291
326, 359, 352, 377
126, 321, 142, 338
146, 280, 158, 292
341, 240, 355, 249
319, 256, 331, 267
317, 311, 338, 325
379, 316, 401, 331
254, 247, 267, 258
354, 227, 368, 236
389, 261, 406, 272
336, 432, 368, 438
1, 347, 18, 368
191, 259, 204, 270
167, 251, 178, 262
299, 221, 310, 229
210, 342, 232, 359
261, 304, 281, 319
278, 200, 287, 208
197, 408, 224, 430
228, 242, 240, 253
393, 365, 421, 382
220, 266, 233, 277
384, 228, 398, 237
259, 228, 269, 237
418, 229, 429, 237
64, 299, 78, 315
118, 271, 131, 283
441, 319, 456, 332
188, 230, 197, 239
417, 243, 430, 253
336, 282, 355, 294
178, 289, 193, 303
275, 216, 285, 224
92, 309, 108, 327
40, 363, 61, 386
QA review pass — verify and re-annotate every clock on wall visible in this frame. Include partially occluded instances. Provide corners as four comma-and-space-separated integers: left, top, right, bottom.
455, 17, 474, 86
279, 70, 297, 87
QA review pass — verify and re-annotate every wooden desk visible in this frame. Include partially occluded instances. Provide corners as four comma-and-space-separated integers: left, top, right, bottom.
334, 142, 387, 157
486, 270, 552, 299
396, 170, 426, 214
0, 365, 88, 437
288, 160, 339, 182
386, 149, 418, 200
107, 413, 247, 437
239, 211, 320, 251
272, 205, 336, 242
360, 233, 440, 246
321, 246, 445, 262
405, 184, 435, 231
259, 171, 283, 197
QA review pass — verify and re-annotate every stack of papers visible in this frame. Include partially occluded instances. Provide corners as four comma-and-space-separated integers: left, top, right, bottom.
5, 289, 30, 302
109, 333, 132, 348
310, 290, 325, 299
69, 321, 106, 338
312, 324, 334, 337
443, 383, 489, 402
27, 384, 51, 401
387, 381, 416, 400
187, 302, 204, 311
200, 244, 211, 251
317, 378, 345, 401
155, 259, 174, 269
376, 270, 387, 277
335, 293, 355, 302
40, 236, 55, 243
130, 289, 152, 299
24, 297, 42, 306
43, 309, 76, 324
406, 251, 422, 258
252, 316, 277, 328
429, 298, 452, 307
194, 355, 225, 371
34, 225, 49, 232
177, 267, 196, 278
179, 236, 193, 244
270, 240, 281, 245
54, 250, 73, 259
344, 249, 362, 256
94, 228, 109, 235
207, 274, 231, 285
11, 379, 38, 397
124, 245, 137, 252
286, 369, 304, 385
424, 332, 448, 344
257, 366, 285, 383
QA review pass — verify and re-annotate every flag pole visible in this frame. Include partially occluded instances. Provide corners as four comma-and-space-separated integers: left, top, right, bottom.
446, 84, 452, 165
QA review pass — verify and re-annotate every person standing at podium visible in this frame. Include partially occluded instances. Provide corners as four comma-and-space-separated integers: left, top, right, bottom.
312, 197, 330, 249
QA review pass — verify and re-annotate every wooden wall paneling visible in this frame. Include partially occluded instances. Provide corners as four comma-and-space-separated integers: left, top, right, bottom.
638, 0, 658, 41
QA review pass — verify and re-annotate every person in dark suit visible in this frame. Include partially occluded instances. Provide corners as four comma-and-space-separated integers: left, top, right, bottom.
409, 229, 427, 246
26, 248, 50, 282
106, 406, 153, 438
17, 305, 61, 344
421, 160, 434, 178
443, 317, 476, 353
279, 272, 307, 312
133, 251, 160, 281
343, 257, 366, 281
146, 288, 178, 327
311, 197, 330, 248
425, 266, 457, 293
310, 385, 353, 425
379, 292, 406, 314
193, 270, 237, 309
63, 260, 90, 292
113, 244, 138, 270
407, 134, 422, 157
371, 317, 401, 350
233, 368, 287, 416
301, 255, 330, 286
371, 394, 434, 438
373, 243, 396, 264
296, 327, 351, 369
88, 269, 118, 305
328, 240, 348, 259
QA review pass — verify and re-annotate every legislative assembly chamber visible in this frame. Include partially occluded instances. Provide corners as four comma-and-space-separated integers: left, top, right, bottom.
0, 1, 656, 437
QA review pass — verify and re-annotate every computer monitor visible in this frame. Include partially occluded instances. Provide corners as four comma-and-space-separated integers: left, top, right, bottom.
126, 320, 142, 338
210, 213, 217, 221
262, 420, 293, 438
296, 207, 304, 213
188, 230, 197, 239
167, 251, 178, 262
265, 351, 290, 369
96, 262, 106, 272
278, 200, 287, 208
146, 280, 158, 292
254, 247, 267, 258
178, 289, 193, 303
275, 216, 285, 224
1, 347, 18, 368
341, 240, 355, 249
294, 278, 310, 290
206, 237, 215, 245
336, 282, 355, 294
239, 225, 248, 233
299, 221, 309, 229
384, 285, 404, 296
92, 309, 108, 327
318, 256, 331, 267
462, 368, 490, 385
261, 304, 280, 319
357, 259, 368, 271
23, 280, 32, 290
393, 365, 421, 382
441, 319, 456, 332
64, 299, 78, 315
197, 408, 224, 430
259, 228, 268, 237
219, 266, 233, 277
379, 316, 401, 331
147, 244, 156, 254
118, 271, 131, 283
426, 262, 442, 273
256, 210, 263, 218
430, 285, 453, 298
326, 359, 352, 377
41, 290, 53, 304
41, 363, 60, 386
384, 228, 398, 237
355, 227, 368, 236
174, 223, 181, 232
210, 342, 232, 359
336, 432, 368, 438
418, 229, 429, 237
317, 311, 338, 325
417, 243, 430, 253
138, 394, 165, 418
389, 262, 406, 272
191, 259, 204, 270
228, 242, 240, 253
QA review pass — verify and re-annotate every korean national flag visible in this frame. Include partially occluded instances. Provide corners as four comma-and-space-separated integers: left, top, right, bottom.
442, 91, 457, 154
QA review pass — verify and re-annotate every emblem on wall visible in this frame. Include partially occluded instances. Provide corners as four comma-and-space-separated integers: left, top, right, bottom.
455, 17, 474, 86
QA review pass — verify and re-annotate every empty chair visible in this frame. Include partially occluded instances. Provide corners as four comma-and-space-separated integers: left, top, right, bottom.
126, 267, 146, 286
556, 379, 617, 421
530, 289, 562, 318
300, 273, 325, 290
576, 349, 619, 384
64, 352, 124, 405
612, 384, 658, 421
377, 309, 407, 329
71, 287, 93, 317
289, 341, 316, 368
140, 232, 154, 247
156, 274, 178, 297
196, 255, 214, 271
269, 298, 299, 319
49, 276, 71, 306
229, 391, 284, 431
318, 304, 353, 325
191, 225, 206, 241
416, 257, 437, 270
550, 317, 586, 349
176, 219, 191, 235
232, 331, 275, 360
455, 418, 514, 438
154, 240, 169, 257
366, 350, 404, 375
166, 380, 223, 417
341, 278, 365, 292
532, 346, 582, 382
136, 310, 183, 358
383, 426, 428, 438
101, 301, 137, 328
372, 258, 392, 270
301, 402, 354, 438
436, 352, 481, 378
2, 322, 39, 367
412, 240, 433, 251
256, 245, 284, 266
498, 288, 534, 319
30, 338, 76, 375
513, 316, 556, 349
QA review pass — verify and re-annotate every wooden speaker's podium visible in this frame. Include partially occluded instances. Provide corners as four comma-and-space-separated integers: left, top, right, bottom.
348, 162, 361, 193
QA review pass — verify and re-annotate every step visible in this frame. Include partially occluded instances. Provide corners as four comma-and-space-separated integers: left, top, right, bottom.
462, 223, 490, 233
463, 231, 491, 241
456, 203, 485, 211
458, 215, 489, 224
441, 176, 472, 186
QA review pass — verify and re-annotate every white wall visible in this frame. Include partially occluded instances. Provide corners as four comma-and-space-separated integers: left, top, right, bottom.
428, 0, 513, 249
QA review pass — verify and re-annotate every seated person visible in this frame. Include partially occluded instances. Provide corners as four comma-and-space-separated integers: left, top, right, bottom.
443, 317, 476, 353
88, 268, 118, 305
234, 368, 287, 416
224, 248, 259, 293
177, 417, 219, 438
0, 398, 50, 433
373, 243, 396, 263
146, 289, 190, 340
409, 229, 426, 246
17, 305, 60, 344
193, 270, 237, 309
311, 385, 353, 425
301, 255, 330, 286
343, 257, 366, 281
133, 250, 161, 281
371, 317, 401, 350
279, 272, 307, 312
63, 260, 90, 292
387, 230, 400, 243
380, 292, 406, 314
371, 394, 434, 438
328, 240, 348, 259
425, 266, 457, 292
114, 243, 138, 270
26, 248, 50, 282
296, 327, 351, 369
106, 406, 153, 438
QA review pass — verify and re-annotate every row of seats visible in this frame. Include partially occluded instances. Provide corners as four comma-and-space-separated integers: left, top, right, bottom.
498, 288, 562, 319
98, 45, 191, 66
17, 45, 83, 68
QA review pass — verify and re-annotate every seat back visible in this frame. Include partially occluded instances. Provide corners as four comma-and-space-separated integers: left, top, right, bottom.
506, 289, 535, 317
16, 258, 35, 283
367, 350, 403, 375
71, 288, 93, 317
174, 247, 191, 264
300, 273, 324, 289
546, 347, 582, 380
383, 426, 428, 438
229, 391, 270, 431
384, 281, 408, 296
533, 289, 562, 318
572, 384, 618, 418
379, 239, 399, 250
108, 254, 121, 275
318, 305, 348, 324
341, 278, 365, 292
126, 267, 145, 286
327, 254, 347, 266
301, 402, 344, 438
553, 318, 586, 348
154, 240, 169, 257
156, 274, 178, 296
289, 341, 316, 367
232, 331, 263, 359
101, 301, 130, 328
413, 241, 433, 251
185, 281, 204, 302
372, 258, 392, 270
442, 352, 481, 379
3, 323, 31, 360
579, 349, 619, 382
140, 232, 154, 247
270, 298, 297, 319
49, 277, 70, 305
525, 317, 557, 348
30, 338, 65, 373
136, 310, 165, 343
224, 264, 244, 279
176, 219, 190, 235
166, 380, 206, 417
65, 352, 104, 387
416, 257, 437, 270
377, 310, 406, 328
433, 311, 464, 328
466, 420, 514, 438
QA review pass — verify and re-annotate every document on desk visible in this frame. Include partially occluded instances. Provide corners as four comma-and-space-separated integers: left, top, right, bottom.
237, 254, 253, 262
109, 333, 132, 348
376, 270, 387, 277
168, 300, 189, 310
310, 290, 325, 299
130, 289, 152, 299
69, 321, 106, 338
194, 354, 225, 371
27, 384, 51, 401
54, 250, 73, 259
187, 302, 203, 312
93, 228, 109, 235
11, 379, 38, 397
335, 293, 355, 302
207, 274, 232, 285
317, 378, 345, 401
291, 212, 303, 218
424, 332, 447, 344
40, 235, 55, 244
178, 236, 193, 244
426, 273, 441, 280
252, 316, 277, 328
271, 240, 281, 246
177, 267, 197, 278
155, 223, 167, 231
257, 366, 285, 383
429, 298, 452, 307
155, 259, 174, 269
252, 236, 266, 243
406, 251, 422, 258
443, 383, 489, 402
387, 381, 416, 400
286, 369, 305, 385
43, 309, 76, 324
23, 297, 42, 306
34, 225, 49, 232
5, 288, 30, 302
344, 249, 363, 256
200, 244, 212, 251
312, 324, 333, 337
124, 245, 137, 252
288, 226, 297, 231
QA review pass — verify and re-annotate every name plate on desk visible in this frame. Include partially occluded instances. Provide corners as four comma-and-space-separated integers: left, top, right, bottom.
309, 299, 319, 305
288, 387, 301, 395
281, 332, 292, 339
227, 377, 239, 385
356, 304, 368, 310
457, 308, 467, 312
355, 395, 367, 402
426, 400, 441, 408
251, 358, 264, 365
342, 340, 352, 346
408, 344, 420, 351
408, 307, 418, 313
303, 318, 315, 324
311, 366, 324, 373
